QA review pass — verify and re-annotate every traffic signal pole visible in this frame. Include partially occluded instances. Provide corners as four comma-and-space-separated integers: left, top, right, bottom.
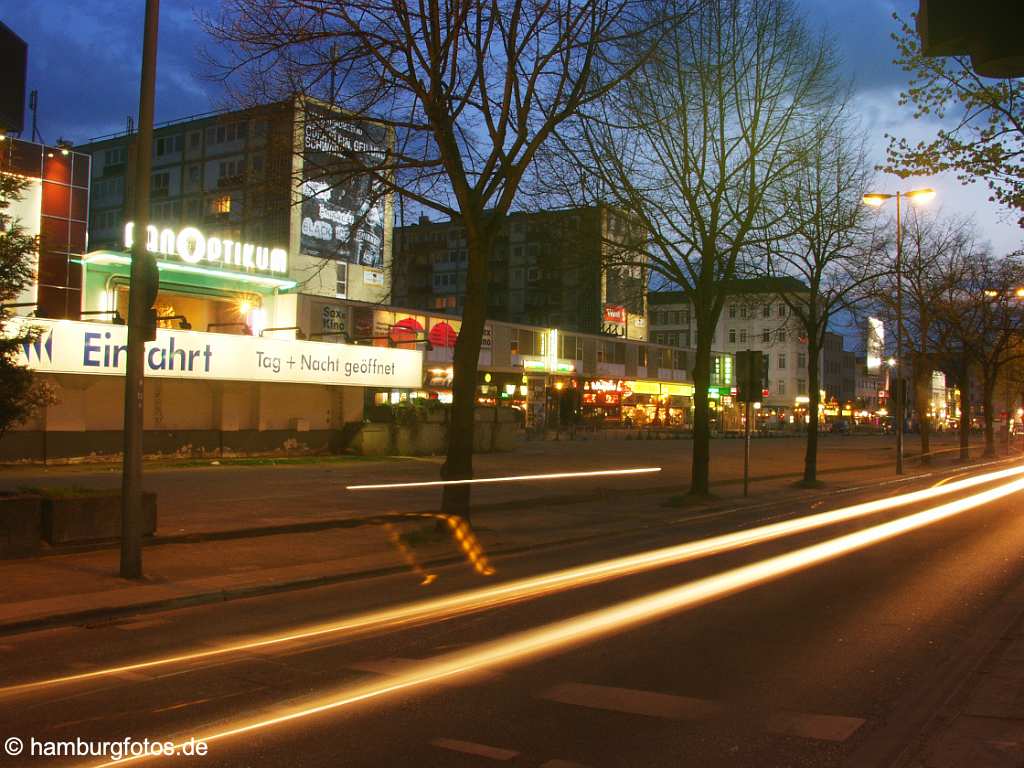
120, 0, 160, 579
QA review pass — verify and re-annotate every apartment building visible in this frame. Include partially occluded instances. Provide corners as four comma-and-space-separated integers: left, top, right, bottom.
391, 205, 648, 340
648, 277, 819, 418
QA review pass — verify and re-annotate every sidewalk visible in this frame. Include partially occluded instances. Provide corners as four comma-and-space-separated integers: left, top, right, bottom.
908, 586, 1024, 768
0, 448, 981, 636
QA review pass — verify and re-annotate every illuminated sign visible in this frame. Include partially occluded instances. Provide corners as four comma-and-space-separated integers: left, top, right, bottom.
124, 223, 288, 276
8, 317, 421, 388
866, 317, 884, 372
603, 304, 626, 324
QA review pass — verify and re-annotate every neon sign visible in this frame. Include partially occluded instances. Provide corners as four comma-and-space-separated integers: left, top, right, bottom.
124, 223, 288, 276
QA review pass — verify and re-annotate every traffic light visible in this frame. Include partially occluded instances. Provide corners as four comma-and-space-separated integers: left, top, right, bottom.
735, 350, 765, 403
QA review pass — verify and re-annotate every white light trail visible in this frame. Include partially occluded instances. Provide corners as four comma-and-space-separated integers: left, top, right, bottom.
90, 471, 1024, 766
346, 466, 662, 490
9, 463, 1024, 700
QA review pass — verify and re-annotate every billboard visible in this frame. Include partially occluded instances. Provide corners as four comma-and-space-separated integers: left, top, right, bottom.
299, 103, 388, 268
9, 317, 423, 389
866, 317, 884, 372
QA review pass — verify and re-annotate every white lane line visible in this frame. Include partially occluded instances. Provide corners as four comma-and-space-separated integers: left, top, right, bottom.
430, 738, 519, 761
540, 682, 865, 743
543, 682, 723, 721
347, 467, 661, 490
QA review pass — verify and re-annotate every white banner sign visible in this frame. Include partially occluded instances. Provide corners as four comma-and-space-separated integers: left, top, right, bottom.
9, 318, 423, 389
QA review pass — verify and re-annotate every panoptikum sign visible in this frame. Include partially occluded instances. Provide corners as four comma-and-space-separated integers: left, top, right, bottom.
124, 223, 288, 276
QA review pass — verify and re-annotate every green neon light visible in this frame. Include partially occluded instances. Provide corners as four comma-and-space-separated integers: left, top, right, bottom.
80, 253, 298, 290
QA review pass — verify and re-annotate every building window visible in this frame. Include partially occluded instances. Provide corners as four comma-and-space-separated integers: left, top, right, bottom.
729, 304, 737, 319
103, 147, 127, 166
778, 303, 786, 318
739, 329, 747, 343
776, 329, 787, 343
777, 353, 786, 369
335, 262, 348, 298
728, 328, 736, 344
777, 379, 786, 395
189, 131, 201, 149
797, 379, 807, 395
763, 304, 771, 319
211, 195, 231, 214
638, 346, 648, 367
740, 305, 748, 319
798, 352, 806, 368
151, 172, 169, 194
762, 328, 770, 343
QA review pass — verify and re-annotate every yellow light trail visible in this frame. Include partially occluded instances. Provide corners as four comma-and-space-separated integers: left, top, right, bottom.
89, 472, 1024, 767
9, 463, 1024, 699
346, 466, 662, 490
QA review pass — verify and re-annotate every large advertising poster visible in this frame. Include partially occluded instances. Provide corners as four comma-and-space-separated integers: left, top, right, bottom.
300, 103, 388, 268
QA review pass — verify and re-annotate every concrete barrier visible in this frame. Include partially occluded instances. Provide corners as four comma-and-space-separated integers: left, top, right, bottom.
0, 496, 42, 558
41, 492, 158, 545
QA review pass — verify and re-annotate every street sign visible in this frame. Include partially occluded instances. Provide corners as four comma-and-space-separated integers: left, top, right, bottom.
735, 350, 765, 403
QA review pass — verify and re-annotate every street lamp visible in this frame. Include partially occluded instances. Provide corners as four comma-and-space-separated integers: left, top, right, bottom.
863, 187, 936, 474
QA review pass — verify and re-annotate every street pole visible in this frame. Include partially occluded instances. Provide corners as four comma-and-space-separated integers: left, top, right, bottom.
743, 398, 751, 497
895, 191, 904, 475
743, 347, 752, 497
120, 0, 160, 579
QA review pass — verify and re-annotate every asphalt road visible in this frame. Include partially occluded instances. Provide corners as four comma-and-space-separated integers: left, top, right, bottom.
3, 462, 1024, 768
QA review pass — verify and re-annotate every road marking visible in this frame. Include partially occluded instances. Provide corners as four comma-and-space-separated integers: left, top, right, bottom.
347, 466, 661, 490
540, 682, 864, 743
430, 738, 519, 761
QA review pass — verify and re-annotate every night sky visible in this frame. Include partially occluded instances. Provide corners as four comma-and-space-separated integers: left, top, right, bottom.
3, 0, 1021, 259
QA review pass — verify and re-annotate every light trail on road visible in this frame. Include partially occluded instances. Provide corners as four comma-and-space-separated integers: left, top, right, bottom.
346, 466, 662, 490
11, 462, 1024, 700
8, 463, 1024, 701
88, 468, 1024, 766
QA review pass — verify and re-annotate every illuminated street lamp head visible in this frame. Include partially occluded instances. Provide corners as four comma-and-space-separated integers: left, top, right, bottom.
887, 357, 897, 367
1015, 287, 1024, 299
862, 193, 891, 207
905, 187, 936, 204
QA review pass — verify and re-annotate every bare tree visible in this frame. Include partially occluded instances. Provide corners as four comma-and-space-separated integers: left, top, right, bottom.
865, 209, 978, 462
760, 114, 880, 484
551, 0, 838, 495
206, 0, 680, 517
940, 253, 1024, 458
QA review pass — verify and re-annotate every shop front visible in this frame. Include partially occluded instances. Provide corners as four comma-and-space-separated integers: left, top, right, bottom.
81, 222, 299, 339
619, 380, 694, 428
2, 314, 423, 461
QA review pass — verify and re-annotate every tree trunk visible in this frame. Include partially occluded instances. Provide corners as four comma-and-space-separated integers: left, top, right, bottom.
958, 356, 970, 462
690, 331, 713, 496
913, 353, 931, 463
440, 224, 492, 521
982, 375, 997, 458
804, 337, 821, 484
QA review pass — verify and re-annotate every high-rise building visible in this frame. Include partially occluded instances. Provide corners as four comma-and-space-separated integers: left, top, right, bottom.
391, 205, 648, 339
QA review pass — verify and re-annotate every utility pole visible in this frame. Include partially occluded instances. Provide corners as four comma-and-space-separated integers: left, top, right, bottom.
120, 0, 160, 579
895, 191, 904, 475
